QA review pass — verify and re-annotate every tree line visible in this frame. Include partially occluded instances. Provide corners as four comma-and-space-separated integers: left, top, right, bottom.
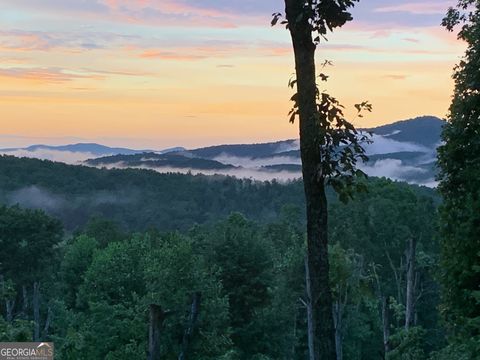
0, 178, 454, 359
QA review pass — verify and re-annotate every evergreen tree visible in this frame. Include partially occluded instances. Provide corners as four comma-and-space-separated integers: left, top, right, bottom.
438, 0, 480, 355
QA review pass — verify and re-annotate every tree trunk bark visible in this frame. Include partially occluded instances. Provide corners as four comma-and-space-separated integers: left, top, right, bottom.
290, 308, 297, 360
6, 299, 15, 323
285, 1, 336, 359
42, 306, 52, 339
178, 292, 201, 360
148, 304, 168, 360
381, 296, 390, 357
22, 285, 28, 317
333, 302, 343, 360
405, 237, 417, 330
1, 275, 14, 323
33, 282, 40, 341
305, 257, 315, 360
384, 248, 402, 306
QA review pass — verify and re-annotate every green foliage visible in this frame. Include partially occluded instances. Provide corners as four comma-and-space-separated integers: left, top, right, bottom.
0, 205, 63, 343
0, 155, 305, 231
273, 0, 371, 204
387, 327, 427, 360
272, 0, 359, 42
82, 217, 126, 247
429, 335, 480, 360
60, 235, 99, 308
53, 233, 232, 359
0, 318, 32, 342
288, 62, 372, 202
0, 169, 446, 359
0, 205, 63, 285
329, 243, 381, 360
191, 213, 274, 358
329, 243, 370, 302
438, 0, 480, 350
331, 179, 437, 301
143, 233, 231, 358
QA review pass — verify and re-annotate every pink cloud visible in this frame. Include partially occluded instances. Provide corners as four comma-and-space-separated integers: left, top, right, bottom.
0, 29, 147, 55
374, 2, 454, 15
7, 0, 270, 28
99, 0, 243, 28
0, 31, 52, 51
0, 67, 104, 83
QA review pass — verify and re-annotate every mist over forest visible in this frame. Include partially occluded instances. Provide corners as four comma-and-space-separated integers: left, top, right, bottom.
1, 116, 443, 187
0, 155, 443, 359
1, 0, 479, 359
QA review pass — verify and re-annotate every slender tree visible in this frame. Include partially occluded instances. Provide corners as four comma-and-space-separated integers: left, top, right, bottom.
438, 0, 480, 347
272, 1, 370, 359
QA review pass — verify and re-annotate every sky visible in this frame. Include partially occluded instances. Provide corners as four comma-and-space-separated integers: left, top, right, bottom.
0, 0, 465, 149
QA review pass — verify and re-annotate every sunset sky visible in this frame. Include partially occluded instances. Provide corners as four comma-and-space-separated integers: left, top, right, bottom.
0, 0, 465, 149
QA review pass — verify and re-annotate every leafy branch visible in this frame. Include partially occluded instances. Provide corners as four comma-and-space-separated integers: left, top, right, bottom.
288, 61, 372, 203
272, 0, 360, 44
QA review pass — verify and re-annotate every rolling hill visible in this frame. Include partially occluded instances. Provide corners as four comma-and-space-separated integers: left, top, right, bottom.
86, 116, 444, 186
0, 116, 445, 186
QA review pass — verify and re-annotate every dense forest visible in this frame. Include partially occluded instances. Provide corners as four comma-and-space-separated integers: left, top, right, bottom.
0, 155, 449, 359
0, 0, 479, 358
0, 155, 306, 231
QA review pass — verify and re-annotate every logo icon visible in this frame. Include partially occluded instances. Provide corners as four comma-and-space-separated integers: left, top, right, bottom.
0, 342, 54, 360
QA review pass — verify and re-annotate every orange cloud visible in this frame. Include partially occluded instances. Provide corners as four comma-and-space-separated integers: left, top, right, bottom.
0, 56, 31, 64
0, 67, 103, 84
139, 50, 206, 61
0, 31, 51, 52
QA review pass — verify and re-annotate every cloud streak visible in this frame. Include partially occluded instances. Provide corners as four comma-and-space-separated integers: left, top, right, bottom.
92, 162, 302, 182
213, 154, 300, 168
365, 135, 432, 155
139, 50, 207, 61
0, 29, 139, 53
0, 67, 104, 83
374, 2, 453, 15
0, 149, 104, 163
7, 185, 67, 212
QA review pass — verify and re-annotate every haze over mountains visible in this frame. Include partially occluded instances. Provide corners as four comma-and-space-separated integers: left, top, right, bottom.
0, 116, 444, 186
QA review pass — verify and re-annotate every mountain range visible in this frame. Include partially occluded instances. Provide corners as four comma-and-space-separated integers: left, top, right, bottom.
0, 116, 444, 187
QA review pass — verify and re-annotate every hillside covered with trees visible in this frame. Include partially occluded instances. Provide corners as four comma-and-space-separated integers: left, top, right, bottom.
0, 0, 478, 358
0, 154, 448, 359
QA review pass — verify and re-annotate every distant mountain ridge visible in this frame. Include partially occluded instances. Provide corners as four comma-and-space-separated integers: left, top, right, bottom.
367, 116, 443, 148
0, 116, 446, 186
0, 143, 185, 157
190, 139, 299, 159
87, 152, 235, 170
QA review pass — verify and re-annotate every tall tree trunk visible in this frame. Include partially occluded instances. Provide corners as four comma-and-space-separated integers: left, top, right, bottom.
148, 304, 168, 360
178, 292, 201, 360
33, 282, 40, 341
384, 248, 402, 305
1, 276, 14, 322
305, 257, 315, 360
333, 302, 343, 360
6, 299, 15, 323
405, 237, 417, 330
290, 308, 298, 360
381, 296, 390, 357
285, 1, 336, 359
22, 285, 28, 317
42, 306, 53, 339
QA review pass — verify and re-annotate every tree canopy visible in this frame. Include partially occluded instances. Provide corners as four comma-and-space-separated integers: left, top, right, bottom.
437, 0, 480, 357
